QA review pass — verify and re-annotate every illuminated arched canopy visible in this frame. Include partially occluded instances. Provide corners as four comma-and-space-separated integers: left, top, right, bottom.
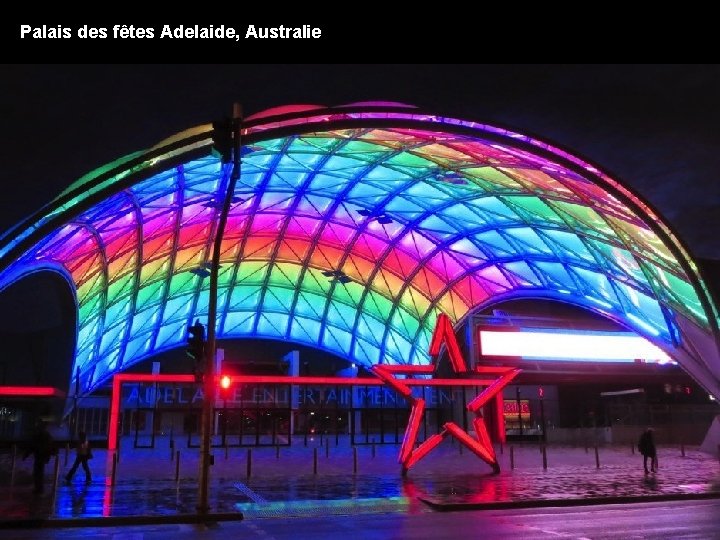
0, 103, 718, 398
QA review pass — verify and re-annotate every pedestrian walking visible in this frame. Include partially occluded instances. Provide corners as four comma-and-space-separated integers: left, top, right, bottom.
638, 427, 658, 473
24, 420, 55, 494
65, 431, 92, 484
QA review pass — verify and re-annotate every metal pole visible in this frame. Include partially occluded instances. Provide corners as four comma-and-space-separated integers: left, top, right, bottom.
540, 394, 546, 443
223, 398, 228, 460
73, 367, 80, 443
111, 452, 118, 485
175, 450, 180, 483
516, 387, 523, 438
198, 103, 242, 515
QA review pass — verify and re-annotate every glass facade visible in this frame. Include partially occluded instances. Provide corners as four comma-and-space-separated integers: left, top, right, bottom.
0, 105, 715, 398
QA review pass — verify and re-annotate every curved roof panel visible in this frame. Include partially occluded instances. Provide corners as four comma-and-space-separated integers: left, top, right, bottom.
0, 104, 717, 398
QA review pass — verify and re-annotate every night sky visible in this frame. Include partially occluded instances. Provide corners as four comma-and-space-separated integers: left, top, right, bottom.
3, 64, 720, 259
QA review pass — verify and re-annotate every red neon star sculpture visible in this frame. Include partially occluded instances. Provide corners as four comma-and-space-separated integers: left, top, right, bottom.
372, 314, 520, 475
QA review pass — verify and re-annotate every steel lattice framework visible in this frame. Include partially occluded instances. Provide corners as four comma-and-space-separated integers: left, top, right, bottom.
0, 103, 718, 399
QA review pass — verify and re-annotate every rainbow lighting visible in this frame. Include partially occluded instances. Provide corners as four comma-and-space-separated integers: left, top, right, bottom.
0, 102, 718, 402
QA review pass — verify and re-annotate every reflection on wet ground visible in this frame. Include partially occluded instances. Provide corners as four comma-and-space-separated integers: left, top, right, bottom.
1, 440, 719, 522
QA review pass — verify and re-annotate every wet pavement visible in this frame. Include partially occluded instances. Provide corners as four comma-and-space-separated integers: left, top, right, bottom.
1, 436, 719, 524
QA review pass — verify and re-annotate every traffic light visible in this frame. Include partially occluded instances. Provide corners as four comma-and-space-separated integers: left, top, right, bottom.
219, 374, 232, 399
211, 118, 234, 164
187, 319, 206, 384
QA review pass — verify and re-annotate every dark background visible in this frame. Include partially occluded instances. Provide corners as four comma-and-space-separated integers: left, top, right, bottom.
2, 64, 719, 261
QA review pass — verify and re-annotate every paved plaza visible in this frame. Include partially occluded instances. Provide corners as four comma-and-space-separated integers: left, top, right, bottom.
1, 436, 719, 525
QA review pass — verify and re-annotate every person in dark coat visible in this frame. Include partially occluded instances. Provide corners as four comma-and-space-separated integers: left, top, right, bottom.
638, 427, 658, 473
24, 421, 54, 494
65, 431, 92, 484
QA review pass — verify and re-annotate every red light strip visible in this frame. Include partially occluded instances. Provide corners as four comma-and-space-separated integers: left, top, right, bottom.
375, 365, 435, 374
467, 370, 521, 412
446, 421, 495, 464
107, 371, 496, 455
473, 365, 515, 374
494, 392, 506, 444
114, 374, 195, 383
106, 313, 521, 478
381, 314, 521, 474
404, 432, 446, 469
0, 386, 66, 397
400, 398, 425, 464
428, 314, 467, 373
230, 375, 498, 387
372, 366, 414, 398
108, 374, 195, 453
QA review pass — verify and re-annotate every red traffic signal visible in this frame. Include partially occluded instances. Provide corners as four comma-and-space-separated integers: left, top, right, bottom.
220, 374, 232, 390
186, 319, 205, 384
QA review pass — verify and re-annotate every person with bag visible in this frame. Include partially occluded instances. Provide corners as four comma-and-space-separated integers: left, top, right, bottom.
24, 420, 55, 494
65, 431, 92, 484
638, 427, 658, 474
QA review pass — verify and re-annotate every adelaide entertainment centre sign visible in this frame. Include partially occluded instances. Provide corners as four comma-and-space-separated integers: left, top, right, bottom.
122, 383, 457, 409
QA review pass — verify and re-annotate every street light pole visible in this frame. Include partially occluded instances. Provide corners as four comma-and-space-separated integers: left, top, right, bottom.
197, 103, 242, 515
539, 388, 546, 443
516, 386, 523, 438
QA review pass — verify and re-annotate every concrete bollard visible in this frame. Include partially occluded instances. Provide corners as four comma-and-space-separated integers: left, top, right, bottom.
51, 455, 60, 514
52, 454, 60, 489
594, 446, 600, 469
246, 449, 252, 478
175, 450, 180, 482
542, 445, 548, 470
313, 448, 318, 475
353, 446, 358, 475
510, 446, 515, 469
